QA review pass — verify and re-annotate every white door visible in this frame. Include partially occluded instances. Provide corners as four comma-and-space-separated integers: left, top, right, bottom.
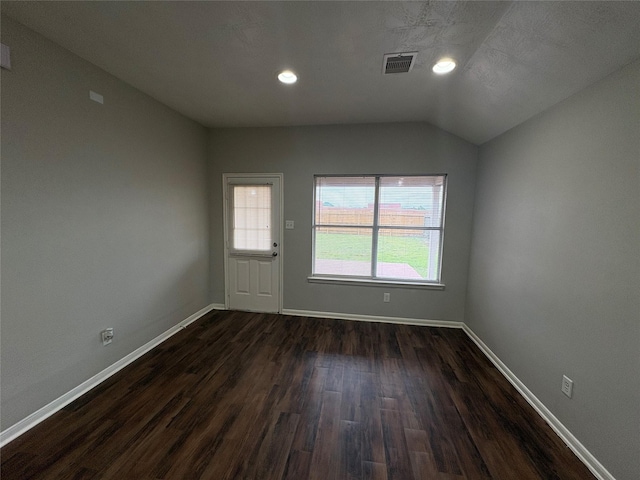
224, 174, 282, 313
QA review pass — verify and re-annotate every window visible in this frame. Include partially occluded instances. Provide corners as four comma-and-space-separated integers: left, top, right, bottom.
312, 175, 447, 285
230, 185, 272, 251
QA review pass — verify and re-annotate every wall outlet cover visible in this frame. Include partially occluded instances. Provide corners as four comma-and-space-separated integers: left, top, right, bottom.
101, 328, 114, 346
561, 375, 573, 398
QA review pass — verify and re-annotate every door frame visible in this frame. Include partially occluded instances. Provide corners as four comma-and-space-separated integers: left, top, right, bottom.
222, 173, 284, 313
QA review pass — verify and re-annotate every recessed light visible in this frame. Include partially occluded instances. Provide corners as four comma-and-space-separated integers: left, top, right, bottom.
278, 70, 297, 84
432, 58, 456, 75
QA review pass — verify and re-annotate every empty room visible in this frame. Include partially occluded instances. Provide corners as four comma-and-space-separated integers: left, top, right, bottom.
1, 2, 638, 480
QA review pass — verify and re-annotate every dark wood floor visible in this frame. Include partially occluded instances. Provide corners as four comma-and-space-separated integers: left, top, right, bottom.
1, 310, 594, 480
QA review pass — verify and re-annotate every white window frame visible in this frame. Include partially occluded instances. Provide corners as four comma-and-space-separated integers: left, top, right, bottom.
309, 174, 447, 289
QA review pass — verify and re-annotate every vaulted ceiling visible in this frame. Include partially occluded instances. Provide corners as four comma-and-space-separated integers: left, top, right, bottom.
3, 1, 640, 144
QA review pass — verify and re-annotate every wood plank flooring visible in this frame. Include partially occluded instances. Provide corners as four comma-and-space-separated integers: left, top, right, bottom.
1, 310, 595, 479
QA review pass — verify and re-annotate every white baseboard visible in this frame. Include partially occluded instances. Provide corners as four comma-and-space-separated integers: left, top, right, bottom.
0, 303, 219, 448
462, 325, 614, 480
283, 309, 613, 480
209, 303, 227, 312
1, 304, 613, 480
281, 308, 463, 329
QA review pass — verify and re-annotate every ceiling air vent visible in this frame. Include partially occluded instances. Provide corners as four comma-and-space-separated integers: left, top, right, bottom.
383, 52, 418, 74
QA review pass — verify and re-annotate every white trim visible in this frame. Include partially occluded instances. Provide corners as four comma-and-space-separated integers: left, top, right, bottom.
0, 303, 614, 480
283, 308, 614, 479
462, 325, 615, 480
0, 303, 218, 448
281, 308, 462, 329
307, 276, 445, 290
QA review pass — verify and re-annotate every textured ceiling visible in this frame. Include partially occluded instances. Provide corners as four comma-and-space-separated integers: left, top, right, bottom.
2, 1, 640, 145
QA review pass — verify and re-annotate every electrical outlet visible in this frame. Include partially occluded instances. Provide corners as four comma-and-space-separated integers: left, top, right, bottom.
101, 328, 114, 346
285, 220, 294, 229
561, 375, 573, 398
383, 292, 390, 303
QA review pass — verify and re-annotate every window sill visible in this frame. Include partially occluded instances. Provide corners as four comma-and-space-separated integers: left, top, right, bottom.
307, 276, 445, 290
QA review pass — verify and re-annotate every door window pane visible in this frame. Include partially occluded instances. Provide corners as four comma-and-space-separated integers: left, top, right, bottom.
232, 185, 271, 250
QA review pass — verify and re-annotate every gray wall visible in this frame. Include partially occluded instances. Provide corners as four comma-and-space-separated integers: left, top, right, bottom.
209, 123, 478, 321
466, 60, 640, 480
1, 17, 210, 430
4, 12, 635, 479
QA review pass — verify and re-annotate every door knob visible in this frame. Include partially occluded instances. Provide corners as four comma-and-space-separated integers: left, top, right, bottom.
272, 252, 278, 257
273, 242, 278, 247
